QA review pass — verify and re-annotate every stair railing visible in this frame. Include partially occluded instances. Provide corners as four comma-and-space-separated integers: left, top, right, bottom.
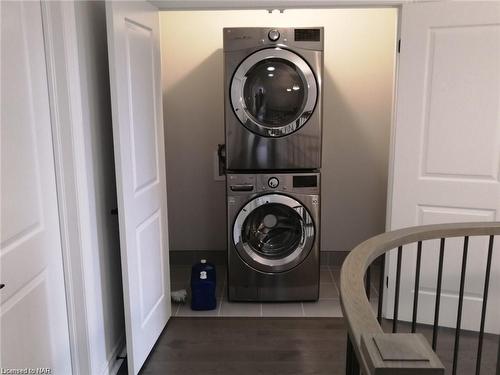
340, 222, 500, 375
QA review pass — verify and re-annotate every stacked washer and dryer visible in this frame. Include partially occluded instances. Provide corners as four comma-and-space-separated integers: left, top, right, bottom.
224, 27, 324, 302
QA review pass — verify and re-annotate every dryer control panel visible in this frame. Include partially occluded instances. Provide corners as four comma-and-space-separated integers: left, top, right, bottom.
223, 27, 324, 52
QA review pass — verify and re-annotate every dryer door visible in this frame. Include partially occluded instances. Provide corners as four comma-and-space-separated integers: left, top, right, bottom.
233, 194, 315, 273
231, 48, 318, 138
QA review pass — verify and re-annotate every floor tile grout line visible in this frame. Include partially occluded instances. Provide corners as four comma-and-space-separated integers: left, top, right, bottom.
328, 265, 340, 295
171, 266, 187, 317
217, 271, 226, 317
174, 300, 181, 317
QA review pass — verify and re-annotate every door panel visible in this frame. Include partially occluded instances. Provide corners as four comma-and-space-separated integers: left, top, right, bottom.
421, 26, 500, 180
231, 48, 318, 137
233, 194, 315, 273
106, 1, 170, 374
0, 1, 72, 372
125, 19, 160, 192
387, 2, 500, 334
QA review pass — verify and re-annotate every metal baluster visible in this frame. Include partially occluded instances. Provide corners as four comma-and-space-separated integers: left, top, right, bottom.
496, 335, 500, 375
346, 334, 352, 375
365, 266, 371, 300
476, 235, 495, 375
393, 246, 402, 333
377, 254, 386, 324
346, 334, 360, 375
411, 241, 423, 333
432, 238, 446, 351
452, 236, 469, 375
352, 347, 360, 375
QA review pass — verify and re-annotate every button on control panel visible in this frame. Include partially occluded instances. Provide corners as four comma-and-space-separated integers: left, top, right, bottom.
268, 177, 279, 188
268, 29, 280, 41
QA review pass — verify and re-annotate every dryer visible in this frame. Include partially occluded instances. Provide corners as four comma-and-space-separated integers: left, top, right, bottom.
227, 172, 320, 301
224, 27, 324, 170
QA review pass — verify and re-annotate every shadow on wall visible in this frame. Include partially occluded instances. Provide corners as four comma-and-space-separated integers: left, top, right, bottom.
163, 49, 227, 251
321, 68, 390, 252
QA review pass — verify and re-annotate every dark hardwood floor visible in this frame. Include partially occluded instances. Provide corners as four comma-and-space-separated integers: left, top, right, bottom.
119, 317, 347, 375
117, 317, 499, 375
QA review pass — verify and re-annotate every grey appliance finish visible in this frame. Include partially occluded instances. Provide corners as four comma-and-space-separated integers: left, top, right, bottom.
227, 172, 320, 301
224, 27, 324, 170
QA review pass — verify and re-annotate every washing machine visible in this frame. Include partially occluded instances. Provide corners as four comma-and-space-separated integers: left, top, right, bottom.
227, 172, 320, 301
224, 27, 323, 170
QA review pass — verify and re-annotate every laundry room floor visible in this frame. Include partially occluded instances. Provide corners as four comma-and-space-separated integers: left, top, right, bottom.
170, 264, 380, 317
117, 317, 499, 375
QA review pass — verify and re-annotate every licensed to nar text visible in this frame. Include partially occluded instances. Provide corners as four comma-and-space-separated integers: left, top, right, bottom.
1, 369, 52, 375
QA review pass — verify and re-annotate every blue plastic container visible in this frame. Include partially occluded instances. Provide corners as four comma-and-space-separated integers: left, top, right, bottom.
190, 259, 217, 311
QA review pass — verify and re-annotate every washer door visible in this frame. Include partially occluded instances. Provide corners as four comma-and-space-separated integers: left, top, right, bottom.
231, 48, 318, 138
233, 194, 315, 273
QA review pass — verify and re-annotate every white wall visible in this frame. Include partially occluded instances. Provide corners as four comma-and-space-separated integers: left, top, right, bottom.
74, 2, 125, 374
161, 9, 397, 252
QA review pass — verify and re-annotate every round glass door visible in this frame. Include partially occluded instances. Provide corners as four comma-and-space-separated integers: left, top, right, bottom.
243, 59, 306, 128
233, 194, 315, 273
231, 48, 317, 138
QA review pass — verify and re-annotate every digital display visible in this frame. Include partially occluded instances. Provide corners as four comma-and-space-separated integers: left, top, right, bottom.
294, 29, 321, 42
293, 175, 317, 188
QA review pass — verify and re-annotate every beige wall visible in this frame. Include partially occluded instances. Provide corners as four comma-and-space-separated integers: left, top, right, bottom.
161, 9, 397, 252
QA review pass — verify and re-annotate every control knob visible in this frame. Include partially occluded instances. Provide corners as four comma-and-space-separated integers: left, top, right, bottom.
268, 177, 279, 188
268, 29, 280, 41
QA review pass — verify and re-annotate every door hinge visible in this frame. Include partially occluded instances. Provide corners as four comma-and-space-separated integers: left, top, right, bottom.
386, 276, 389, 288
397, 39, 401, 53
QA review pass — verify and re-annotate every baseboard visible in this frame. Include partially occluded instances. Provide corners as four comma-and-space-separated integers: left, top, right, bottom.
170, 250, 350, 267
320, 251, 350, 267
101, 334, 126, 375
170, 250, 227, 266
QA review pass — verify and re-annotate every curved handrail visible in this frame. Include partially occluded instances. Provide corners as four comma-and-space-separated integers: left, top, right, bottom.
340, 221, 500, 374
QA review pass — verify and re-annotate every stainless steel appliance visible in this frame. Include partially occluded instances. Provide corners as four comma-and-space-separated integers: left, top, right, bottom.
227, 172, 320, 301
224, 27, 324, 170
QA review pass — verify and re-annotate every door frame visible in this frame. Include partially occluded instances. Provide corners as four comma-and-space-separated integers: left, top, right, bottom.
41, 2, 126, 374
150, 0, 409, 10
383, 2, 403, 318
44, 1, 401, 374
42, 2, 93, 374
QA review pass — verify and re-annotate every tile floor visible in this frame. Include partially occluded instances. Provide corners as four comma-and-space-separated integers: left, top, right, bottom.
170, 264, 379, 317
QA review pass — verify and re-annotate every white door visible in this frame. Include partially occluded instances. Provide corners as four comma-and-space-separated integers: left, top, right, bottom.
106, 1, 171, 374
387, 2, 500, 334
0, 1, 72, 373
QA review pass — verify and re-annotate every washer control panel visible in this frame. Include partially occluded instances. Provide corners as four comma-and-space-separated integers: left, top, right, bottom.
227, 173, 320, 195
268, 177, 279, 188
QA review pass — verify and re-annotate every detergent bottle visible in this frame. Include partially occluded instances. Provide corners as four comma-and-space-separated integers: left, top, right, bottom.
190, 259, 217, 310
